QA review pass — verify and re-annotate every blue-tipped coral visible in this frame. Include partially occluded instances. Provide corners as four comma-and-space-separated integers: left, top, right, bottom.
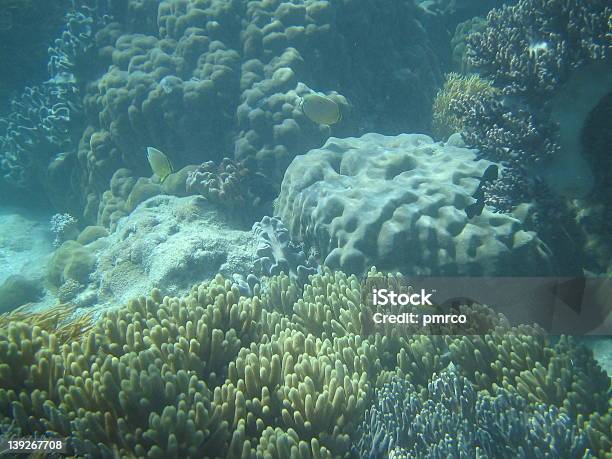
355, 368, 594, 458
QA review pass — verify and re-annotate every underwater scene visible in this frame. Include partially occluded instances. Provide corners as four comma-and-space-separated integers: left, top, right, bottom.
0, 0, 611, 457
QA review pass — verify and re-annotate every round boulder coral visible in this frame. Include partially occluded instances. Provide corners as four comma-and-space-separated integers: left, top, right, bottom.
277, 133, 554, 276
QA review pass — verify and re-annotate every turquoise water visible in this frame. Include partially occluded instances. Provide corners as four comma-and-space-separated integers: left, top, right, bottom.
0, 0, 610, 457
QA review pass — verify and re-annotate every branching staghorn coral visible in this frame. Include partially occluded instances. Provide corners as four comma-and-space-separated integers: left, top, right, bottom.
452, 92, 560, 168
355, 369, 594, 458
432, 72, 497, 139
438, 85, 586, 272
446, 89, 560, 212
444, 0, 612, 257
466, 0, 610, 100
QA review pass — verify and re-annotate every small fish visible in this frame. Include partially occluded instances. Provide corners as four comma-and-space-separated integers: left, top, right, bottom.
146, 146, 173, 183
465, 200, 485, 219
299, 93, 342, 125
472, 187, 485, 202
481, 164, 498, 182
465, 165, 498, 219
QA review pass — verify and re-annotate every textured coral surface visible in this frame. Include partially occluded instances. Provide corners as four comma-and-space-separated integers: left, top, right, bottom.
277, 133, 553, 276
1, 0, 445, 224
0, 268, 609, 458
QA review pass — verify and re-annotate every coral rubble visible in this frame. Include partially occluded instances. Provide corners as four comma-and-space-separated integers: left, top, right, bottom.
80, 195, 260, 308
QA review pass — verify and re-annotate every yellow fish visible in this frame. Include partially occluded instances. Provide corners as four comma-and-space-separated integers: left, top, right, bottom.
299, 93, 342, 125
146, 146, 173, 183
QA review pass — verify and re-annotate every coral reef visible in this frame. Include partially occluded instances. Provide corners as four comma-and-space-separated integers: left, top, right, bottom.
0, 268, 609, 457
185, 158, 275, 219
235, 79, 348, 185
445, 0, 611, 274
276, 132, 553, 276
462, 0, 611, 202
433, 82, 590, 274
233, 0, 442, 182
355, 369, 593, 458
432, 72, 496, 139
449, 90, 559, 211
0, 275, 42, 314
3, 0, 446, 226
252, 216, 318, 286
221, 328, 375, 456
82, 195, 260, 307
466, 0, 610, 99
0, 277, 262, 456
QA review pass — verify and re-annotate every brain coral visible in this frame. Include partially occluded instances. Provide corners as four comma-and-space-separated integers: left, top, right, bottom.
276, 133, 554, 276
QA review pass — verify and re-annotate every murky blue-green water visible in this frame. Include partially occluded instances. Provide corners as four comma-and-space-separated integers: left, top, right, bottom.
1, 0, 610, 457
